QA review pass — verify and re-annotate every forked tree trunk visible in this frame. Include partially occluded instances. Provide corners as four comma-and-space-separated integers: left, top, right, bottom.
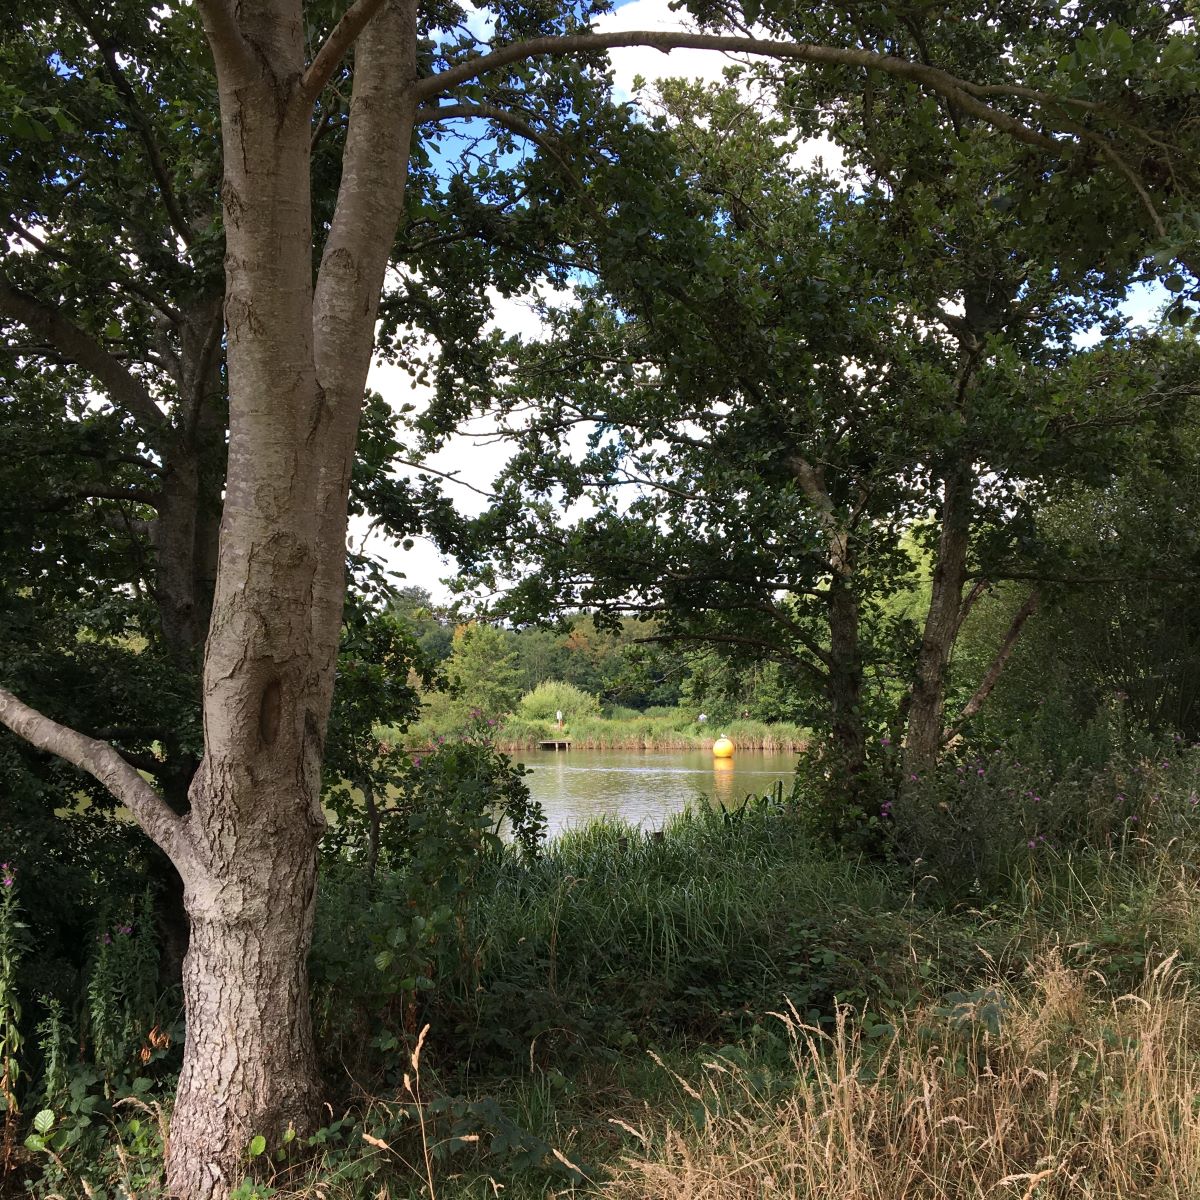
160, 3, 418, 1192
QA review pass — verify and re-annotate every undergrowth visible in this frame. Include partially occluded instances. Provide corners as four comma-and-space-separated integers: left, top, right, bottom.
8, 749, 1200, 1198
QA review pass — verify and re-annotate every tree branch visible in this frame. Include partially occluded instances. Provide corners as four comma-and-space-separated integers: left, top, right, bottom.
0, 279, 169, 434
416, 101, 590, 192
946, 588, 1039, 737
193, 0, 259, 84
300, 0, 390, 107
0, 686, 196, 873
66, 1, 196, 248
414, 32, 1060, 150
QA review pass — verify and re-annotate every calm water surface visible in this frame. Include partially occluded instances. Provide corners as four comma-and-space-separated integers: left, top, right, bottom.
517, 747, 797, 839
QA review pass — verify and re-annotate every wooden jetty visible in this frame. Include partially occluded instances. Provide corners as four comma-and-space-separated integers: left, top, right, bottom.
538, 739, 572, 751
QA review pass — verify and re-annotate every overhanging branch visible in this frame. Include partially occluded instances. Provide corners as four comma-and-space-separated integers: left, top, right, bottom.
414, 31, 1060, 151
0, 686, 197, 876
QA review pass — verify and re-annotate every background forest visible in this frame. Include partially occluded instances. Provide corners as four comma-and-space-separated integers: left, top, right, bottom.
2, 0, 1200, 1197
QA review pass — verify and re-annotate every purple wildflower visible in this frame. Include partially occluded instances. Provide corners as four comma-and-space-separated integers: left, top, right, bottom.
0, 863, 12, 888
117, 924, 132, 936
412, 755, 422, 767
880, 736, 891, 747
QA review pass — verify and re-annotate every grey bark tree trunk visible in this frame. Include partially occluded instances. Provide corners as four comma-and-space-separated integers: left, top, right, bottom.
163, 3, 418, 1193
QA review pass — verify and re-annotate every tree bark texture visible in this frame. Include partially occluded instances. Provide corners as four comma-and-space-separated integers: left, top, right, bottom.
163, 3, 418, 1194
903, 460, 973, 777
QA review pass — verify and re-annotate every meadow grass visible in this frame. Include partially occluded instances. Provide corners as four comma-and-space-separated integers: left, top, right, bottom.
302, 797, 1200, 1199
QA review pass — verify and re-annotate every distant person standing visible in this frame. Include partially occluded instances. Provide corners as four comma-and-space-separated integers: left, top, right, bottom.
697, 713, 708, 725
556, 709, 564, 729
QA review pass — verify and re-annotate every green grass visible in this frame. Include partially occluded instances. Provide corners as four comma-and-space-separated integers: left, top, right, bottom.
27, 765, 1200, 1200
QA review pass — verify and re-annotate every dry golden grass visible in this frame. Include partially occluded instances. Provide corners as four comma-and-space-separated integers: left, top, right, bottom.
607, 953, 1200, 1200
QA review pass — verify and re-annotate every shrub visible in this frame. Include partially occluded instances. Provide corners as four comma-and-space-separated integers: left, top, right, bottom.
517, 680, 600, 723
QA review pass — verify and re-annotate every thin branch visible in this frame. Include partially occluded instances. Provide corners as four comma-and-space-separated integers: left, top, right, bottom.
74, 485, 162, 505
394, 457, 498, 499
946, 588, 1039, 737
0, 686, 196, 873
955, 578, 989, 637
415, 102, 598, 214
980, 569, 1200, 586
4, 216, 184, 326
300, 0, 390, 107
0, 279, 169, 434
66, 1, 195, 248
414, 32, 1060, 151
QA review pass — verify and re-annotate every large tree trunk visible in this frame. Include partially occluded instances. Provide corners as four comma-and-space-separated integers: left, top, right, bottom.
160, 4, 417, 1192
166, 831, 320, 1195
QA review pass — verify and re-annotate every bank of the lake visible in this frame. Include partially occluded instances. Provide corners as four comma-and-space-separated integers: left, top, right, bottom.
495, 713, 809, 752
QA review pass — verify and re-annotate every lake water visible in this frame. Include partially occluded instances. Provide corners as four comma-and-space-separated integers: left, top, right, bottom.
516, 747, 798, 838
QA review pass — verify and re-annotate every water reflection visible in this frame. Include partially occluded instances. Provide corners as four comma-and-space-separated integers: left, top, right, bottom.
518, 747, 797, 839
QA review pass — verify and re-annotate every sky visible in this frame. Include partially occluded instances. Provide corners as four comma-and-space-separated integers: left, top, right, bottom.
354, 0, 1170, 606
356, 0, 761, 601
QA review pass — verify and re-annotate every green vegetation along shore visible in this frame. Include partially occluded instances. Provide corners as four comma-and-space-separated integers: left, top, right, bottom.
493, 712, 808, 751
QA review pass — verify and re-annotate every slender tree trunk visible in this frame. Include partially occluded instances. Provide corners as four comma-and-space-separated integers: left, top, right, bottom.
903, 460, 973, 777
827, 571, 866, 783
787, 454, 866, 791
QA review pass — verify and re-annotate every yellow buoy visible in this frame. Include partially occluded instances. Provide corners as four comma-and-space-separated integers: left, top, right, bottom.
712, 735, 735, 759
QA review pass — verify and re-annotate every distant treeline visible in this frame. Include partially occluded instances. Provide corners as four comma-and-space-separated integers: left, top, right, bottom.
390, 586, 804, 724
